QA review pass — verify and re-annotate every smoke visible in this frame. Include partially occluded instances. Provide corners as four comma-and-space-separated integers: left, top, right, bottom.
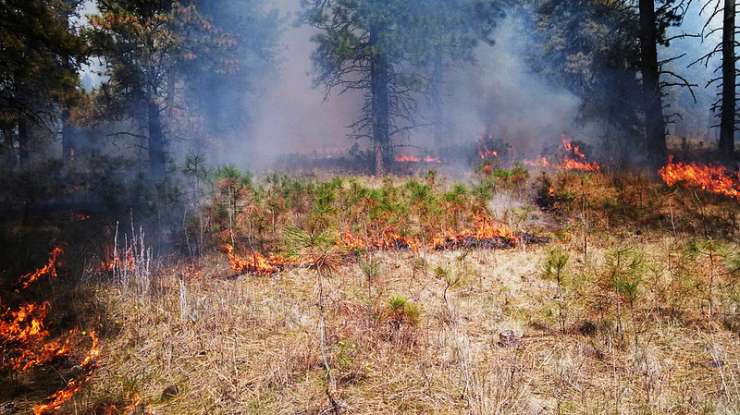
250, 8, 583, 166
248, 0, 363, 168
205, 1, 734, 169
431, 15, 583, 156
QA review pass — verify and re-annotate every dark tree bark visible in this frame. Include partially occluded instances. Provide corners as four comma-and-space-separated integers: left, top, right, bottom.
17, 117, 30, 167
719, 0, 736, 157
2, 125, 16, 169
370, 25, 391, 176
148, 98, 166, 179
639, 0, 668, 165
61, 109, 77, 162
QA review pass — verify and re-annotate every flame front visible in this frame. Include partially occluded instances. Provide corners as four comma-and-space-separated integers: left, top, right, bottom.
223, 214, 518, 276
18, 247, 63, 289
223, 244, 285, 275
659, 157, 739, 200
99, 246, 135, 272
2, 248, 102, 413
33, 331, 100, 415
559, 138, 600, 172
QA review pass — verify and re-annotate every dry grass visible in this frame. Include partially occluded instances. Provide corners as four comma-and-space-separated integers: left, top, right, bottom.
4, 170, 738, 414
71, 233, 739, 414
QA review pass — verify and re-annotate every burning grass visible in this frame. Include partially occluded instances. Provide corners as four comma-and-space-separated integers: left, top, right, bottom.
204, 171, 553, 276
660, 156, 740, 200
2, 164, 738, 414
1, 247, 102, 414
86, 235, 739, 414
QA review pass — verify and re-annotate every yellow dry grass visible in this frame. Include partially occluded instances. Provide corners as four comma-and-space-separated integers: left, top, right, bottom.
73, 235, 739, 415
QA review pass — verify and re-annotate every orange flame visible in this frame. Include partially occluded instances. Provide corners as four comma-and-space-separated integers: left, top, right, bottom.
560, 138, 600, 172
18, 247, 63, 289
560, 158, 600, 172
223, 244, 285, 275
343, 215, 516, 253
431, 215, 516, 250
659, 157, 739, 200
99, 247, 135, 272
33, 331, 100, 415
224, 215, 521, 275
2, 248, 102, 413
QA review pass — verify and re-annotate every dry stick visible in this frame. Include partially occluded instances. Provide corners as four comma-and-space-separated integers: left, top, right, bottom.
578, 175, 588, 261
316, 262, 341, 415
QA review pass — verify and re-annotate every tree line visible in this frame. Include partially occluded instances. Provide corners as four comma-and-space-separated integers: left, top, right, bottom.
0, 0, 737, 179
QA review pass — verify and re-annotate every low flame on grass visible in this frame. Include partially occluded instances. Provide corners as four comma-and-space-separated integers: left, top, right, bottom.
0, 302, 76, 372
99, 246, 135, 272
559, 138, 600, 172
522, 139, 599, 172
431, 215, 516, 250
1, 248, 102, 413
33, 331, 100, 415
18, 247, 63, 289
223, 244, 285, 275
659, 156, 739, 200
223, 213, 527, 275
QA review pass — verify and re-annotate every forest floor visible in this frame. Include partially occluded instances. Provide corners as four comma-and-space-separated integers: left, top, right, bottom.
1, 167, 739, 415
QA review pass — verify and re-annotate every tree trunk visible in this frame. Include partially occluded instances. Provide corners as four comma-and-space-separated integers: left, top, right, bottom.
2, 125, 15, 169
148, 98, 166, 179
719, 0, 736, 158
639, 0, 667, 166
61, 109, 77, 162
370, 24, 391, 176
17, 117, 30, 167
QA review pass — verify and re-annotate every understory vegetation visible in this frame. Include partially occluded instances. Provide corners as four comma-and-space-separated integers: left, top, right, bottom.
2, 166, 737, 414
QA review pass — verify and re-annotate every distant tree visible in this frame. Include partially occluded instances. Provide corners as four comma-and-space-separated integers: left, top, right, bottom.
181, 0, 280, 141
719, 0, 736, 157
537, 0, 693, 167
639, 0, 669, 164
88, 0, 237, 179
417, 0, 505, 146
693, 0, 737, 159
304, 0, 499, 175
537, 0, 644, 161
0, 0, 87, 167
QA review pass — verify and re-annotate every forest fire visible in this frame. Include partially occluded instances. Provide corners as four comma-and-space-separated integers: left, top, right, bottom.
476, 135, 501, 161
432, 215, 517, 250
18, 246, 63, 289
33, 331, 100, 415
99, 247, 135, 272
522, 139, 600, 172
223, 243, 286, 275
341, 229, 419, 251
559, 138, 600, 172
659, 157, 740, 200
222, 214, 529, 276
0, 302, 75, 372
1, 248, 101, 414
